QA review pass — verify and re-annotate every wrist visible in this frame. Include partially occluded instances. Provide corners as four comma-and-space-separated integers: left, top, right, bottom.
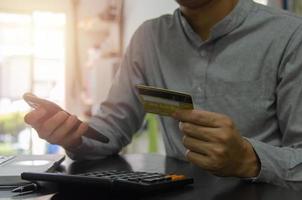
64, 137, 83, 151
238, 139, 261, 178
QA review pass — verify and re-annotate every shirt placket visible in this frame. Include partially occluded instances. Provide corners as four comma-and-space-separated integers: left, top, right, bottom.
192, 44, 213, 109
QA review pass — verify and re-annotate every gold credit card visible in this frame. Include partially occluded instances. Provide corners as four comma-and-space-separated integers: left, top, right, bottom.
136, 85, 194, 116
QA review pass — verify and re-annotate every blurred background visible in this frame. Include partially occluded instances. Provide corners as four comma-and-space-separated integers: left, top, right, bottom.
0, 0, 301, 156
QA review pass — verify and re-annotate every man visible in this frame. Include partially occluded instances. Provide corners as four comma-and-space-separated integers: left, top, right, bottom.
24, 0, 302, 189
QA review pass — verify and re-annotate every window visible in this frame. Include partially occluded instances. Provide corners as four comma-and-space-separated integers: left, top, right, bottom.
0, 11, 66, 155
253, 0, 268, 5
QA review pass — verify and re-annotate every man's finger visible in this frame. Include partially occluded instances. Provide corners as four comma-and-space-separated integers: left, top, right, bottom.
46, 116, 77, 145
73, 122, 89, 139
23, 93, 52, 108
179, 122, 217, 142
186, 151, 212, 171
173, 109, 225, 127
51, 115, 79, 138
38, 111, 69, 139
23, 93, 63, 116
63, 122, 88, 149
24, 108, 47, 126
183, 135, 211, 155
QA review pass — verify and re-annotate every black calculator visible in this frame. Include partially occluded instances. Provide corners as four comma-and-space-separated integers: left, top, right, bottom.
21, 170, 193, 193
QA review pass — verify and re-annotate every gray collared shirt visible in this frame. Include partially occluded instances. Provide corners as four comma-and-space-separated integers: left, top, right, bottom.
68, 0, 302, 189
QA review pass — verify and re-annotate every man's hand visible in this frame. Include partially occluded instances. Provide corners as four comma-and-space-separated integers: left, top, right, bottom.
172, 109, 260, 178
25, 108, 88, 150
23, 93, 89, 150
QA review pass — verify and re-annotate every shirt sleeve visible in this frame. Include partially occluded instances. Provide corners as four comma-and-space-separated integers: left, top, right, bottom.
245, 24, 302, 190
66, 23, 149, 160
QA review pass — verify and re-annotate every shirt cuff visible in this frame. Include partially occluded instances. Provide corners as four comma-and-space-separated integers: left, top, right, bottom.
242, 137, 272, 183
65, 122, 125, 160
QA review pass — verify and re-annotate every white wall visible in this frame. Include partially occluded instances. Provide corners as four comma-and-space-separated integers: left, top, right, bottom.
0, 0, 72, 12
123, 0, 178, 49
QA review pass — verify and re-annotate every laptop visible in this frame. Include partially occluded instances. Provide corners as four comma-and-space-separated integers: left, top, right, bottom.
0, 154, 65, 186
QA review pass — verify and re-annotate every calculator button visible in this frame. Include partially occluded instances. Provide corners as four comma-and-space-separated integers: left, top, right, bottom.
115, 178, 129, 182
108, 176, 120, 179
118, 175, 128, 178
154, 177, 170, 182
84, 173, 94, 176
128, 178, 140, 182
166, 175, 186, 181
141, 175, 163, 179
141, 178, 158, 183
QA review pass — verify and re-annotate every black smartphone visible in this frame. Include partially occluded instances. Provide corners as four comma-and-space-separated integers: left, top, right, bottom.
23, 93, 109, 143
